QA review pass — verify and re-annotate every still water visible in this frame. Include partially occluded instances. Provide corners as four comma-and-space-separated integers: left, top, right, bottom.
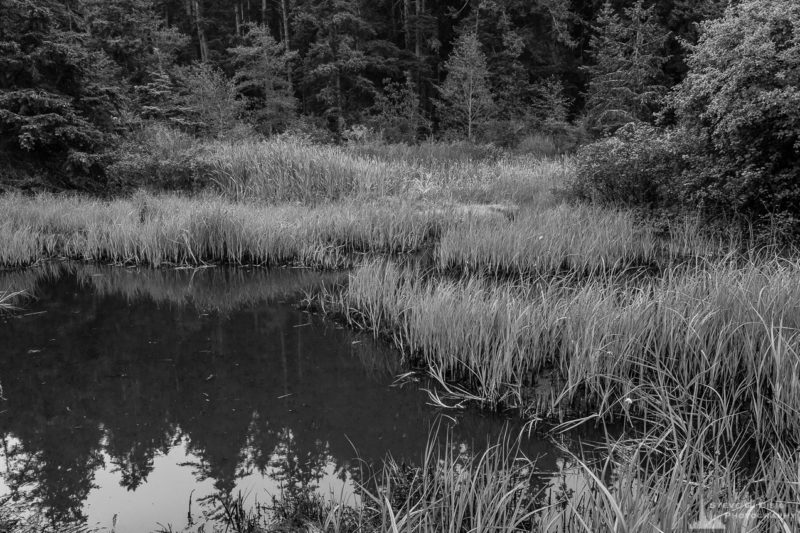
0, 264, 594, 532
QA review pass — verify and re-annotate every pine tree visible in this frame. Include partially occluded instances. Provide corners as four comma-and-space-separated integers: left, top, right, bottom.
583, 0, 669, 135
83, 0, 188, 84
296, 0, 393, 133
371, 73, 430, 142
437, 32, 494, 141
228, 23, 296, 133
530, 76, 570, 130
0, 0, 121, 184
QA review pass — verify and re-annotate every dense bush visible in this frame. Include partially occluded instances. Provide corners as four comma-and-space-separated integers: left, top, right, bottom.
571, 124, 693, 208
575, 0, 800, 229
107, 124, 213, 191
673, 0, 800, 220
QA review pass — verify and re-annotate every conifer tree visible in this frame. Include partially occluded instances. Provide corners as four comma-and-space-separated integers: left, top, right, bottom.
297, 0, 388, 133
0, 0, 121, 184
371, 73, 430, 142
437, 32, 494, 141
583, 0, 669, 135
228, 23, 296, 133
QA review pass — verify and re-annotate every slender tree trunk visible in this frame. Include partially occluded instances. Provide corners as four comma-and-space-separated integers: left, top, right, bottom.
235, 4, 241, 36
403, 0, 411, 49
261, 0, 267, 24
415, 0, 421, 58
280, 0, 292, 86
193, 0, 209, 62
336, 71, 342, 133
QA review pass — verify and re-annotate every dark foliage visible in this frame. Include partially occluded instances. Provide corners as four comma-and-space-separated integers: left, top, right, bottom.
0, 0, 122, 187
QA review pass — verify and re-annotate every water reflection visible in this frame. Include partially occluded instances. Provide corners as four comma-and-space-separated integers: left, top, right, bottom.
0, 264, 589, 531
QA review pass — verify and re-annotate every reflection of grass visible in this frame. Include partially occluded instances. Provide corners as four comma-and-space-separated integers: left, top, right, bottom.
0, 262, 346, 314
0, 289, 26, 312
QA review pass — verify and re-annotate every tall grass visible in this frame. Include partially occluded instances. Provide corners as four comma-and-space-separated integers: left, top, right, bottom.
0, 193, 457, 268
536, 433, 800, 532
169, 428, 541, 533
317, 257, 800, 444
206, 138, 412, 202
203, 136, 569, 207
355, 428, 538, 533
437, 204, 657, 278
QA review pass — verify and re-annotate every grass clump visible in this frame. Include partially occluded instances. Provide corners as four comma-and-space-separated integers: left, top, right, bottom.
317, 256, 800, 443
0, 193, 456, 268
437, 204, 657, 278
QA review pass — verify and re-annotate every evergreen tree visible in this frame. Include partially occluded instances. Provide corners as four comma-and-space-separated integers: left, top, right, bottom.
228, 23, 297, 133
370, 73, 430, 142
583, 0, 669, 135
296, 0, 399, 133
0, 0, 122, 185
83, 0, 188, 84
530, 76, 570, 129
437, 31, 494, 141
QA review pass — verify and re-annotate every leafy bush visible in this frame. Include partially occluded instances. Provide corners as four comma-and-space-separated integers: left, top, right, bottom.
672, 0, 800, 219
107, 123, 212, 191
570, 124, 693, 208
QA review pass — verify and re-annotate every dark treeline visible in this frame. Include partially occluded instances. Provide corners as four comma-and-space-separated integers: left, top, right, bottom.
0, 0, 725, 182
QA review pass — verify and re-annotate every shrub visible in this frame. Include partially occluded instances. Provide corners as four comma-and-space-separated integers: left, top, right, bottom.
673, 0, 800, 219
570, 124, 693, 208
107, 123, 212, 191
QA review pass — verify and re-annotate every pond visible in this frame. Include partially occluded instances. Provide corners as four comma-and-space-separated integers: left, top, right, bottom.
0, 264, 602, 532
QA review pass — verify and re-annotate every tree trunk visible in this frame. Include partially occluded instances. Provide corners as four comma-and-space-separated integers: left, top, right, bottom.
404, 0, 411, 50
280, 0, 292, 86
235, 4, 241, 36
193, 0, 209, 62
261, 0, 267, 24
415, 0, 421, 59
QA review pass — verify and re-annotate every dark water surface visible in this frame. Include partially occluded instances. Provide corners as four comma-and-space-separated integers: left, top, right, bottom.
0, 264, 595, 532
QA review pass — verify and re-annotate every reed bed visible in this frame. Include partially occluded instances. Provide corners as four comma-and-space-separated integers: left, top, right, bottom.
318, 257, 800, 443
437, 204, 658, 277
185, 428, 541, 533
206, 138, 411, 202
436, 207, 739, 280
0, 193, 456, 268
203, 137, 568, 207
349, 429, 538, 533
536, 433, 800, 532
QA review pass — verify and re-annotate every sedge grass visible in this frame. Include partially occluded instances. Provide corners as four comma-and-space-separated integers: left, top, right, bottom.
0, 193, 457, 268
436, 204, 658, 278
317, 256, 800, 444
204, 136, 568, 208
